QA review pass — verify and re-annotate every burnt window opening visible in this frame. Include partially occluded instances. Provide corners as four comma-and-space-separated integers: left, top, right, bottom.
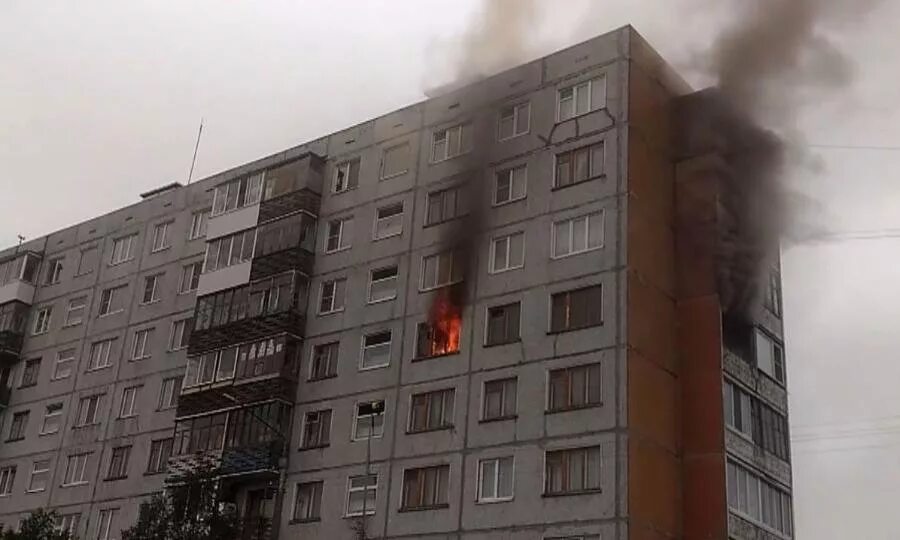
416, 321, 460, 359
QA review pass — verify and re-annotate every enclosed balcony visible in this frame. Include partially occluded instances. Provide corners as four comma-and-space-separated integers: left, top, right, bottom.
189, 271, 308, 355
250, 212, 316, 281
0, 301, 29, 364
167, 401, 291, 482
0, 252, 40, 307
177, 335, 301, 416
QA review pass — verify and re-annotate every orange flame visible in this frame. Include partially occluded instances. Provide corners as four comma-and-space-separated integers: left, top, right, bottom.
427, 288, 462, 356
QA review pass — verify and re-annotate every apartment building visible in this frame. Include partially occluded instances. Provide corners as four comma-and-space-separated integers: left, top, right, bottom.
0, 26, 792, 540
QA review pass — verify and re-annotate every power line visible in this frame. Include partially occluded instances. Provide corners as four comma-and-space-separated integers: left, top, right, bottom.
806, 143, 900, 152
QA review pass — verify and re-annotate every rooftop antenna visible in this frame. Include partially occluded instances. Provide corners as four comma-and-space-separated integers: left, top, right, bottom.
187, 117, 204, 185
15, 235, 25, 252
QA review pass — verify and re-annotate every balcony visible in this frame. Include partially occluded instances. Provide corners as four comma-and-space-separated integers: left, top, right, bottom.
190, 272, 308, 355
251, 212, 316, 281
0, 301, 29, 363
258, 187, 319, 224
0, 385, 11, 409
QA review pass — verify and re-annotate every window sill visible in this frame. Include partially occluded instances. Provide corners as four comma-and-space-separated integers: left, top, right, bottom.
298, 444, 330, 452
323, 246, 352, 256
104, 476, 127, 482
177, 289, 198, 296
85, 365, 113, 373
139, 300, 161, 306
62, 321, 83, 328
542, 488, 603, 498
144, 471, 166, 477
479, 415, 518, 424
118, 415, 138, 420
4, 437, 24, 443
488, 265, 524, 275
19, 382, 37, 389
476, 497, 514, 505
411, 351, 460, 363
545, 402, 603, 415
331, 186, 359, 196
380, 170, 409, 181
308, 374, 338, 382
406, 425, 454, 435
422, 215, 465, 230
492, 195, 527, 208
367, 295, 398, 305
150, 246, 171, 254
61, 482, 89, 488
25, 488, 46, 494
372, 231, 402, 242
551, 174, 606, 192
98, 310, 124, 318
73, 271, 94, 278
546, 322, 603, 335
108, 259, 135, 267
39, 430, 60, 437
483, 339, 521, 349
398, 504, 450, 513
72, 423, 101, 430
555, 107, 607, 125
317, 308, 346, 317
498, 131, 529, 143
550, 245, 603, 261
289, 518, 321, 525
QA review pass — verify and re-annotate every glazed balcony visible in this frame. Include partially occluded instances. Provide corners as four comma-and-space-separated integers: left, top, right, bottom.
258, 187, 319, 225
250, 212, 316, 282
0, 301, 29, 363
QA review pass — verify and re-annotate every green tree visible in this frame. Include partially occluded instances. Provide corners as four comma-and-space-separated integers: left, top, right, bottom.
122, 476, 238, 540
0, 508, 71, 540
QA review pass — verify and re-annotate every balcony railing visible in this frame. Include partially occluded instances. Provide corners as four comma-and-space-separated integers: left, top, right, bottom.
258, 188, 319, 224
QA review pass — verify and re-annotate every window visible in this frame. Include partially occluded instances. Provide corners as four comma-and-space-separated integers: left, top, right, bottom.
28, 460, 49, 492
494, 164, 527, 205
110, 234, 137, 265
76, 246, 98, 275
727, 461, 792, 536
301, 410, 331, 449
499, 102, 530, 140
409, 388, 455, 433
188, 210, 209, 240
764, 267, 783, 317
333, 158, 360, 193
545, 446, 602, 495
557, 76, 606, 121
361, 331, 391, 369
20, 358, 40, 387
724, 380, 789, 461
432, 123, 472, 162
98, 286, 126, 316
0, 466, 14, 496
483, 378, 517, 421
211, 173, 263, 216
57, 514, 81, 537
353, 400, 385, 440
88, 339, 115, 371
32, 307, 51, 335
8, 411, 28, 441
309, 342, 338, 380
45, 257, 64, 285
203, 229, 255, 273
158, 378, 181, 410
54, 349, 76, 380
416, 320, 460, 358
106, 446, 131, 480
374, 202, 404, 240
550, 286, 603, 332
64, 296, 87, 326
490, 232, 525, 273
548, 363, 602, 412
724, 380, 753, 438
76, 395, 101, 426
151, 221, 172, 252
142, 274, 162, 304
96, 508, 118, 540
425, 186, 463, 226
169, 318, 192, 350
146, 438, 173, 474
553, 212, 604, 259
293, 481, 323, 521
402, 465, 450, 510
346, 474, 377, 517
485, 303, 521, 347
40, 403, 63, 435
325, 217, 353, 253
131, 328, 154, 360
179, 262, 202, 293
421, 251, 463, 290
478, 456, 514, 502
63, 453, 90, 486
381, 143, 410, 179
554, 143, 605, 189
319, 278, 347, 314
755, 330, 785, 384
368, 266, 398, 303
119, 386, 139, 418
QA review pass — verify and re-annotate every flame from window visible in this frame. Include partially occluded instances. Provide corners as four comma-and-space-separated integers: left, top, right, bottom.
426, 288, 462, 356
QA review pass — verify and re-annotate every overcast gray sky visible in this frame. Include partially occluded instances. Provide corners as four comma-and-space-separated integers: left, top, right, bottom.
2, 1, 899, 538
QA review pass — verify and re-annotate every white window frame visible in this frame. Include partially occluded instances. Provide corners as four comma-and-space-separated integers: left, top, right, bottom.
481, 377, 518, 420
498, 101, 531, 141
373, 202, 404, 240
63, 296, 87, 327
0, 466, 14, 496
53, 349, 76, 380
203, 229, 256, 273
431, 123, 471, 163
131, 328, 154, 360
318, 278, 347, 315
98, 286, 126, 317
345, 473, 378, 517
367, 265, 399, 304
27, 460, 50, 493
57, 514, 81, 537
40, 403, 63, 435
87, 339, 115, 371
352, 400, 385, 441
158, 378, 180, 410
169, 318, 191, 351
62, 453, 90, 486
557, 76, 606, 122
76, 395, 102, 426
493, 164, 527, 206
96, 508, 118, 540
325, 217, 353, 253
179, 261, 202, 294
45, 257, 64, 285
308, 341, 339, 380
188, 210, 209, 240
360, 331, 392, 370
300, 409, 332, 449
151, 221, 172, 252
489, 232, 525, 274
755, 329, 786, 384
141, 274, 162, 304
425, 186, 462, 226
419, 251, 463, 291
119, 386, 139, 418
32, 307, 51, 335
380, 143, 410, 179
551, 211, 604, 259
211, 173, 264, 217
332, 158, 360, 194
110, 234, 137, 265
477, 456, 515, 502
